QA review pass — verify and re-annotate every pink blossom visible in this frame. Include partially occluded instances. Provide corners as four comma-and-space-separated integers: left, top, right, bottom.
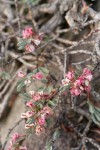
25, 44, 35, 52
8, 133, 20, 150
18, 71, 25, 78
74, 79, 82, 86
38, 91, 44, 95
35, 72, 43, 80
31, 92, 41, 101
83, 68, 92, 81
30, 91, 35, 95
21, 111, 34, 118
41, 106, 53, 116
35, 125, 45, 135
83, 68, 91, 74
70, 87, 81, 96
85, 74, 92, 81
24, 79, 31, 85
84, 85, 91, 92
19, 146, 27, 150
25, 123, 34, 129
38, 117, 46, 126
33, 39, 41, 46
65, 71, 74, 80
38, 32, 44, 40
12, 133, 20, 142
33, 94, 41, 101
62, 78, 70, 86
26, 100, 34, 108
22, 27, 34, 38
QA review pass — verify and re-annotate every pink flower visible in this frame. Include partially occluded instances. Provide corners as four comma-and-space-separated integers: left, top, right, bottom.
33, 39, 41, 46
30, 91, 35, 95
18, 71, 25, 78
25, 123, 34, 129
74, 79, 82, 86
24, 79, 31, 85
21, 111, 34, 118
35, 72, 43, 80
12, 133, 20, 142
26, 100, 34, 108
84, 85, 91, 92
35, 125, 45, 135
38, 91, 44, 95
85, 74, 92, 81
19, 146, 27, 150
25, 44, 35, 52
22, 27, 34, 38
65, 71, 74, 80
41, 106, 53, 116
70, 87, 81, 96
38, 117, 46, 126
83, 68, 91, 74
8, 133, 20, 150
38, 32, 44, 40
33, 94, 41, 101
62, 78, 70, 86
30, 92, 41, 101
83, 68, 92, 81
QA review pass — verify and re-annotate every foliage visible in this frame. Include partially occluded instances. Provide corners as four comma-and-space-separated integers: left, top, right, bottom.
88, 100, 100, 126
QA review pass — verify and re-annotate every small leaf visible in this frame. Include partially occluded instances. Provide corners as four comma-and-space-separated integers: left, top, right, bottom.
85, 80, 89, 86
94, 109, 100, 122
20, 93, 31, 100
48, 100, 56, 107
0, 72, 10, 79
53, 128, 60, 140
41, 79, 48, 83
92, 114, 100, 126
39, 67, 49, 75
87, 100, 94, 114
17, 39, 29, 50
45, 141, 52, 150
17, 82, 25, 92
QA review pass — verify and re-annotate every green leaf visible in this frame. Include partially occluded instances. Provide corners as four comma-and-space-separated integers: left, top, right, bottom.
27, 118, 34, 124
95, 107, 100, 114
76, 65, 82, 71
20, 93, 31, 100
61, 85, 70, 93
45, 141, 52, 150
24, 0, 41, 6
88, 103, 94, 114
43, 86, 53, 93
92, 114, 100, 126
87, 100, 100, 126
0, 72, 10, 79
17, 82, 25, 92
41, 79, 48, 83
37, 103, 43, 109
94, 111, 100, 122
39, 67, 49, 75
53, 128, 60, 140
85, 80, 89, 86
47, 86, 53, 93
17, 39, 29, 50
48, 100, 56, 107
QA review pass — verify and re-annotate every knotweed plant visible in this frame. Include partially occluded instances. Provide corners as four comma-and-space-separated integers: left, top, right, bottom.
6, 27, 100, 150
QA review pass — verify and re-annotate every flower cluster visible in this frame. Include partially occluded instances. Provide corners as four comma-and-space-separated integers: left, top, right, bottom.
22, 27, 44, 52
21, 90, 53, 135
18, 71, 43, 80
62, 68, 92, 96
8, 133, 27, 150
